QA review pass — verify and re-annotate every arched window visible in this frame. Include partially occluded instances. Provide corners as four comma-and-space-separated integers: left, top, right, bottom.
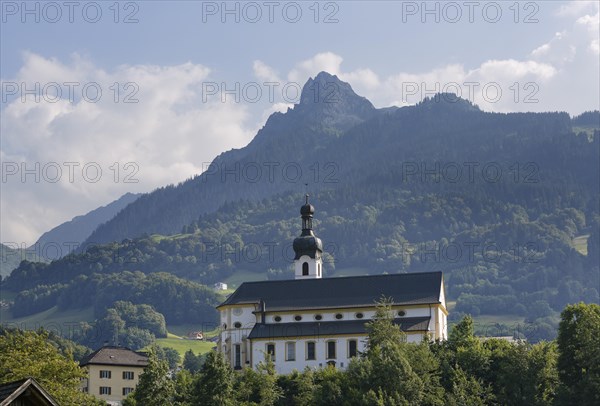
302, 262, 309, 276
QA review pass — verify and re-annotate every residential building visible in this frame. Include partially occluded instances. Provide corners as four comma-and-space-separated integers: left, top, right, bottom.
80, 346, 148, 405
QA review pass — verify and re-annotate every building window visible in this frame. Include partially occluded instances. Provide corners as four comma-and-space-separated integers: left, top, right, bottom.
294, 315, 302, 321
273, 316, 282, 322
234, 322, 242, 328
266, 343, 276, 361
123, 387, 134, 396
234, 344, 242, 369
286, 342, 296, 361
122, 371, 134, 380
326, 341, 336, 359
99, 386, 111, 395
302, 262, 309, 275
99, 370, 111, 379
355, 312, 364, 319
306, 341, 316, 360
314, 314, 323, 321
335, 313, 343, 320
397, 310, 406, 317
348, 339, 358, 358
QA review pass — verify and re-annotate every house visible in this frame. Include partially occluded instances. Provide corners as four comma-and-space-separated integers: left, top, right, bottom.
214, 282, 228, 291
0, 377, 59, 406
80, 346, 148, 405
187, 331, 204, 340
217, 197, 448, 374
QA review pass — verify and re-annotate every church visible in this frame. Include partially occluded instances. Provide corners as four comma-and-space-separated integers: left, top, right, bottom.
217, 197, 448, 374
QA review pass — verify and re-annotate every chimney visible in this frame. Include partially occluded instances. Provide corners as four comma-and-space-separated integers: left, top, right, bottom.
260, 299, 266, 324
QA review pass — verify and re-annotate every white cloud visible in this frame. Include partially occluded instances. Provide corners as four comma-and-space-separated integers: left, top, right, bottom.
576, 10, 600, 54
556, 1, 598, 17
253, 60, 281, 83
287, 52, 343, 84
1, 53, 254, 245
339, 69, 381, 92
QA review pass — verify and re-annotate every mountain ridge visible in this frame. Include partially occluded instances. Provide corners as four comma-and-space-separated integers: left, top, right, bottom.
82, 72, 596, 250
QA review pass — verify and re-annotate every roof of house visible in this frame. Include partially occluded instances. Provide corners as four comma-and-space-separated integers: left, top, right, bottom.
247, 317, 431, 339
80, 346, 149, 368
0, 378, 59, 406
219, 271, 443, 311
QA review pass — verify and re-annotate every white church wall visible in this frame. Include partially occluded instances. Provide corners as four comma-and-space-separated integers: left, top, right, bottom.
251, 336, 367, 375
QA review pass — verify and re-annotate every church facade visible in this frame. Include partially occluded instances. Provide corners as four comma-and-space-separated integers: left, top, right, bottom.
217, 197, 448, 374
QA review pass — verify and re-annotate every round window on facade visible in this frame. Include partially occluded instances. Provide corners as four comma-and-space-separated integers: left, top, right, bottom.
234, 322, 242, 328
335, 313, 343, 320
355, 312, 364, 319
294, 315, 302, 321
314, 314, 323, 321
397, 310, 406, 317
273, 316, 282, 322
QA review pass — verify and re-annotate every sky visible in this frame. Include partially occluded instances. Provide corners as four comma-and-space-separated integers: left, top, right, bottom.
1, 0, 599, 247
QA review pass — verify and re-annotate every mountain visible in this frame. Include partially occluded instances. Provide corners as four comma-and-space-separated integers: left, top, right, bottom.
83, 72, 380, 246
33, 192, 140, 261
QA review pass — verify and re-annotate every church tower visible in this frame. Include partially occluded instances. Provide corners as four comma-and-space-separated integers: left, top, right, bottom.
293, 195, 324, 279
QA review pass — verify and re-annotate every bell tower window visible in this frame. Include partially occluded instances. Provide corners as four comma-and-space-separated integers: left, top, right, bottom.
302, 262, 309, 276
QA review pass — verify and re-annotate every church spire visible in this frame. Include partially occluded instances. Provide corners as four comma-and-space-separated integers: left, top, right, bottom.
293, 195, 323, 279
300, 194, 314, 233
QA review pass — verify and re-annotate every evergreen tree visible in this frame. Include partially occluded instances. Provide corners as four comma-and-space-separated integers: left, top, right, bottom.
346, 299, 427, 404
132, 349, 175, 406
193, 350, 235, 405
255, 355, 283, 406
556, 302, 600, 405
183, 349, 203, 373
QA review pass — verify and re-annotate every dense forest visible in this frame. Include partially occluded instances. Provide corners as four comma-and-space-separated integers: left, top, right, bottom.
4, 187, 598, 341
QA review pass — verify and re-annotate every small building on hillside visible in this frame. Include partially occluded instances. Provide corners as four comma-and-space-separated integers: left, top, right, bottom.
214, 282, 228, 291
80, 346, 148, 405
187, 331, 204, 340
217, 197, 448, 374
0, 378, 59, 406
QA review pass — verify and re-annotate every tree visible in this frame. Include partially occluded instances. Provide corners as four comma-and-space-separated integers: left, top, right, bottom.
312, 365, 348, 406
0, 329, 102, 405
255, 355, 283, 406
183, 349, 203, 373
173, 369, 195, 406
445, 366, 491, 406
556, 302, 600, 405
132, 348, 175, 406
346, 299, 427, 404
193, 350, 235, 405
154, 345, 181, 369
276, 368, 315, 406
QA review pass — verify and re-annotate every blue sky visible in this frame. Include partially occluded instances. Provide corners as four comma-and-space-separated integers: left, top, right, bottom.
1, 1, 599, 246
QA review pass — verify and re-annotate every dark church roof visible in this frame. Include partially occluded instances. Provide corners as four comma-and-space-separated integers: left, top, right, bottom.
0, 378, 59, 406
218, 271, 443, 311
80, 346, 148, 368
247, 317, 431, 339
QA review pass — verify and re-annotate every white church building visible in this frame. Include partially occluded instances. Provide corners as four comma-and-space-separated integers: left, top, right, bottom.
217, 197, 448, 374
